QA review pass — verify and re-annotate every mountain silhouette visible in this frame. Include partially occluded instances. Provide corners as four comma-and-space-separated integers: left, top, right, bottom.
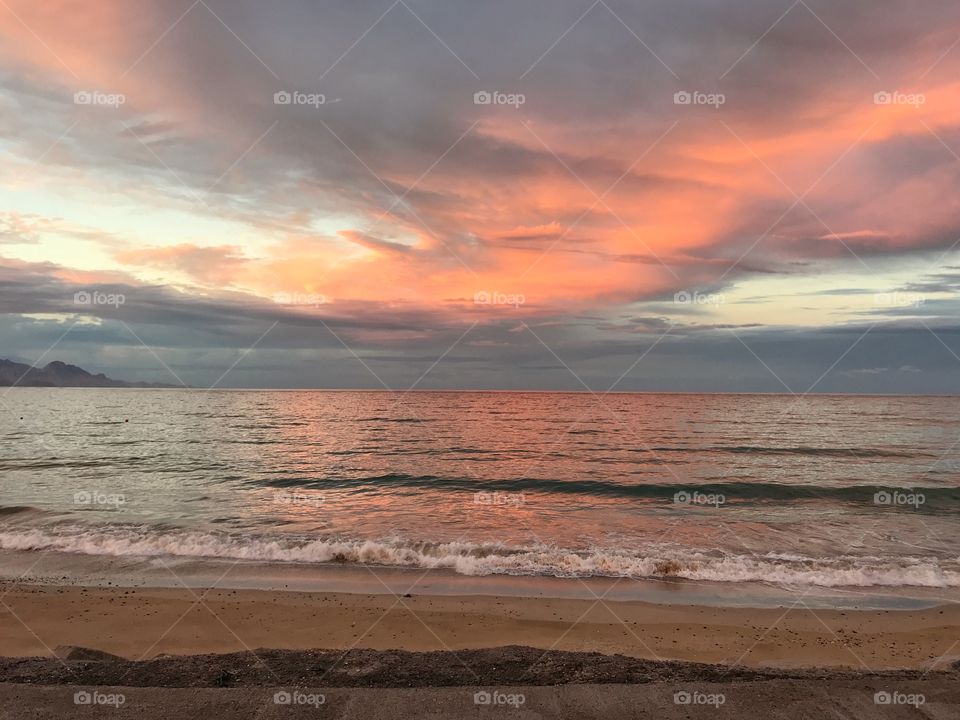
0, 359, 182, 388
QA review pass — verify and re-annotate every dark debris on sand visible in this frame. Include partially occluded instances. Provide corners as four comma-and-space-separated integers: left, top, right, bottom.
0, 646, 954, 689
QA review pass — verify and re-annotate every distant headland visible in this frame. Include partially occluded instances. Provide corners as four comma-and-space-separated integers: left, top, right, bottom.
0, 359, 182, 388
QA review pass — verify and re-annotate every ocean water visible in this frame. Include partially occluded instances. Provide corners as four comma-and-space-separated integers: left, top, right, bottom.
1, 389, 959, 593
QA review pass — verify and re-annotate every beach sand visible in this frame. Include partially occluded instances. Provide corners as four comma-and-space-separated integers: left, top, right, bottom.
2, 584, 958, 670
3, 678, 958, 720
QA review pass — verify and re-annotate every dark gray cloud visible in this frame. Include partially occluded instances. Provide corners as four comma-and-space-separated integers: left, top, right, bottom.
1, 259, 958, 392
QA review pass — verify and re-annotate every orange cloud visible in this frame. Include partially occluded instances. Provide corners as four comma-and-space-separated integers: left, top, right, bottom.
4, 0, 960, 329
113, 244, 250, 286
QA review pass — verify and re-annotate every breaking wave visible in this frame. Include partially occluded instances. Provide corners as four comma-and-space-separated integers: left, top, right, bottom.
1, 524, 957, 588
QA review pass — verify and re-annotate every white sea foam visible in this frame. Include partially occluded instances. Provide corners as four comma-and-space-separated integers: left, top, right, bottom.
2, 525, 958, 588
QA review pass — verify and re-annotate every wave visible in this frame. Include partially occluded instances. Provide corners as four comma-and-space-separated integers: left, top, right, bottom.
357, 417, 431, 423
702, 445, 929, 458
1, 524, 957, 588
0, 505, 42, 517
257, 475, 960, 507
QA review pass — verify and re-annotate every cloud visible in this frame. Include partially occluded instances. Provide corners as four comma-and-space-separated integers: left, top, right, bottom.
2, 0, 960, 389
112, 243, 251, 285
494, 222, 563, 241
1, 257, 958, 392
337, 230, 417, 257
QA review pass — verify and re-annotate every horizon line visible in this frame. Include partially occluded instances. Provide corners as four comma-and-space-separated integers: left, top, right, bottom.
4, 387, 958, 398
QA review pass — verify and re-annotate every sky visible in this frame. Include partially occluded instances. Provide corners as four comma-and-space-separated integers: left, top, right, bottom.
1, 0, 959, 392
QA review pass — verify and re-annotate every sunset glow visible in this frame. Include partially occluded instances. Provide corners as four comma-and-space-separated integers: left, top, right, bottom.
2, 0, 959, 390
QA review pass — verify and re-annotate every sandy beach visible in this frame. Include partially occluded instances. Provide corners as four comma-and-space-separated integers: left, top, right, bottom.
2, 590, 959, 719
2, 583, 958, 670
2, 678, 957, 720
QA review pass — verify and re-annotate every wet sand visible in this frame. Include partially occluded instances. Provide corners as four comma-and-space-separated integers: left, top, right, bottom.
2, 584, 958, 670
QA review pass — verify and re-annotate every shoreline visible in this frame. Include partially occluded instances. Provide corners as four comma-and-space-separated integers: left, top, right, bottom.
3, 548, 957, 611
2, 583, 958, 670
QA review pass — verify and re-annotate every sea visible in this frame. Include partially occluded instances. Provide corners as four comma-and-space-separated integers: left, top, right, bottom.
1, 389, 958, 605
